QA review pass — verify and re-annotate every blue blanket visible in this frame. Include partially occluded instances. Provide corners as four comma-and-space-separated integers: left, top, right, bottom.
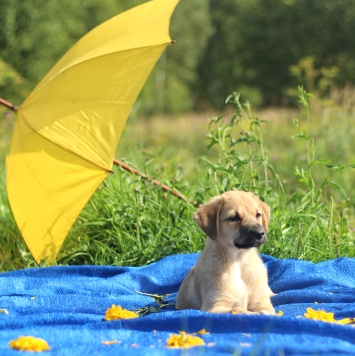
1, 254, 355, 355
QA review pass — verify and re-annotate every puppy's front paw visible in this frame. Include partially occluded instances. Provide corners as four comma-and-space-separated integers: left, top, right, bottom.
260, 310, 270, 315
231, 307, 259, 315
260, 309, 276, 316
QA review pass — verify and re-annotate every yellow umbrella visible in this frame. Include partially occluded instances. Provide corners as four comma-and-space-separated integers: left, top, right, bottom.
6, 0, 180, 263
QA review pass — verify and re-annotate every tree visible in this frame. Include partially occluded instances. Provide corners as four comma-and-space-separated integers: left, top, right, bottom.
0, 0, 143, 103
0, 0, 212, 115
135, 0, 212, 114
197, 0, 355, 107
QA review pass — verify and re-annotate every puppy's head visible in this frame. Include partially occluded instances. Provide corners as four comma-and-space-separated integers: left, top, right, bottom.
194, 190, 270, 249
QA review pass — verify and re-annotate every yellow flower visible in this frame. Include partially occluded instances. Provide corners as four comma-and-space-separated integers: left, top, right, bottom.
9, 336, 50, 352
104, 305, 138, 320
196, 328, 210, 335
304, 307, 355, 325
166, 331, 205, 348
101, 340, 120, 345
276, 310, 283, 316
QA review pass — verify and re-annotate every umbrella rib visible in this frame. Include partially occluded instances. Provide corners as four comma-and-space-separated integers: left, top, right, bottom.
18, 114, 113, 174
1, 98, 110, 172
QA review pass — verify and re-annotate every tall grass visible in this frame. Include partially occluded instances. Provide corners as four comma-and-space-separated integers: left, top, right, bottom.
59, 172, 201, 266
0, 87, 354, 271
194, 87, 354, 261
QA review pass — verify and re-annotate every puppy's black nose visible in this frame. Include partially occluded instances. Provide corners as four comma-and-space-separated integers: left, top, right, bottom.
254, 230, 265, 240
253, 227, 266, 241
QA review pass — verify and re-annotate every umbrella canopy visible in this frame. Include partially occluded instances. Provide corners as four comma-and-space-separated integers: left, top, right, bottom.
6, 0, 180, 263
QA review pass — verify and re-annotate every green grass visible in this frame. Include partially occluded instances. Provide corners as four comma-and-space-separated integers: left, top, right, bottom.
1, 87, 355, 271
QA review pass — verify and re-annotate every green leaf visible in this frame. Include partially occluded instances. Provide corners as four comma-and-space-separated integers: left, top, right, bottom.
325, 164, 345, 171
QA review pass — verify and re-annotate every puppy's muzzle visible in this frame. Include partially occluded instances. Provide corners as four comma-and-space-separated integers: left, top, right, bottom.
233, 225, 267, 249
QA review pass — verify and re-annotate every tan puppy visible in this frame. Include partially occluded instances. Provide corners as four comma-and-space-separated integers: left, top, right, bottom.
176, 190, 275, 315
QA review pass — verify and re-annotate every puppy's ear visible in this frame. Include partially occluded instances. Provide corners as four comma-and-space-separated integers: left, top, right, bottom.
252, 195, 271, 232
193, 196, 224, 239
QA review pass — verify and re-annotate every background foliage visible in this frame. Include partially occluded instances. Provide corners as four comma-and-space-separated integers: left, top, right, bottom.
1, 0, 355, 111
1, 1, 355, 271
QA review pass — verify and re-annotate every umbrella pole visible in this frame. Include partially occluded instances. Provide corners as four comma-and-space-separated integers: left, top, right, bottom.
0, 98, 197, 206
0, 98, 18, 112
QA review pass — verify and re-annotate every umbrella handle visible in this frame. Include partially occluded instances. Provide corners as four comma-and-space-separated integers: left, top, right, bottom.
0, 98, 18, 112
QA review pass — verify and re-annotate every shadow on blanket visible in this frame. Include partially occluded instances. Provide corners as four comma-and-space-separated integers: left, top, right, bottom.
1, 254, 355, 355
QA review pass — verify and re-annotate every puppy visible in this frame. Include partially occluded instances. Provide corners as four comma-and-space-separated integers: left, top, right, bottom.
176, 190, 275, 315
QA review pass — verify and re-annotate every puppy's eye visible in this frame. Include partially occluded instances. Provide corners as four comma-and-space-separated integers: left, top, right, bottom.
256, 212, 262, 218
228, 214, 241, 223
